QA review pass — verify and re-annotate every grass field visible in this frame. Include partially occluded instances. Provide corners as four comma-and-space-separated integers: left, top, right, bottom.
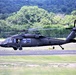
0, 39, 76, 75
0, 55, 76, 75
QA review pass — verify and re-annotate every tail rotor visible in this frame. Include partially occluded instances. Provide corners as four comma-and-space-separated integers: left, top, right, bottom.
74, 20, 76, 27
66, 20, 76, 43
66, 20, 76, 30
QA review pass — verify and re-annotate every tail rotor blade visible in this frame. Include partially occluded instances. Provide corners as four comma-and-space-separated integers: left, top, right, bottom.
74, 20, 76, 27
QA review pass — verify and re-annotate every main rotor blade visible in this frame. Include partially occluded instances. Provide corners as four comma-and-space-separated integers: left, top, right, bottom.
66, 28, 72, 29
28, 28, 64, 31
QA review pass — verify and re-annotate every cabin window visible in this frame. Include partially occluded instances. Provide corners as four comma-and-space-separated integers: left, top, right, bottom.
26, 39, 31, 43
22, 38, 31, 43
22, 39, 27, 43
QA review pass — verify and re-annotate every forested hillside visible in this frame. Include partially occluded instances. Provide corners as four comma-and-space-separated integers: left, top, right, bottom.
0, 6, 76, 38
0, 0, 76, 14
0, 0, 76, 38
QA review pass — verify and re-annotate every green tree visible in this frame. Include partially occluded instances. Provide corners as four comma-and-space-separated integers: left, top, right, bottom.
71, 10, 76, 15
7, 6, 50, 27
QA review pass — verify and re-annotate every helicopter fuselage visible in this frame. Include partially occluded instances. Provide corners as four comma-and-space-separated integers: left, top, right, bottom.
0, 36, 65, 49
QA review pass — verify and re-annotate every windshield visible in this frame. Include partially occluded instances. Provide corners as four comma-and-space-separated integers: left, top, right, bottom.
2, 38, 12, 44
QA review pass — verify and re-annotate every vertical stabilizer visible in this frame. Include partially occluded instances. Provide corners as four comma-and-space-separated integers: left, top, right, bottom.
66, 31, 75, 42
66, 20, 76, 43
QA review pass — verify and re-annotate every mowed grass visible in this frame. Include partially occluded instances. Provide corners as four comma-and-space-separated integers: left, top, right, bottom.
0, 55, 76, 63
0, 67, 76, 75
0, 55, 76, 75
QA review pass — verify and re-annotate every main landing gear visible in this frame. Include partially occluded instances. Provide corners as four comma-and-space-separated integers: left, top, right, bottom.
13, 46, 22, 50
59, 45, 64, 50
13, 47, 18, 50
52, 45, 64, 50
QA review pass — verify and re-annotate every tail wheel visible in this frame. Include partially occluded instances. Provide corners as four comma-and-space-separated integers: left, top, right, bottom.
13, 47, 18, 50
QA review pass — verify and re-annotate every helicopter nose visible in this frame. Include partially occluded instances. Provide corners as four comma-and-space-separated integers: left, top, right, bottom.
0, 42, 5, 47
0, 42, 2, 46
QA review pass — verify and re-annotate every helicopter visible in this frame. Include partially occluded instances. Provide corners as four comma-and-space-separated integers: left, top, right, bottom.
0, 20, 76, 50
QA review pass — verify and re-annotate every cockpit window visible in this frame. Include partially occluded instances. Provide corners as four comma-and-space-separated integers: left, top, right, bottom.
3, 38, 12, 44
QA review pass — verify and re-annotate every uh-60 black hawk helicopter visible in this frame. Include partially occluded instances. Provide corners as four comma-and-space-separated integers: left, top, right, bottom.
0, 20, 76, 50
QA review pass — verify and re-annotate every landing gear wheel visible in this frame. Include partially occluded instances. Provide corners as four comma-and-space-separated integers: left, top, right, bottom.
62, 48, 64, 50
19, 47, 22, 50
13, 47, 17, 50
59, 45, 64, 50
53, 47, 55, 49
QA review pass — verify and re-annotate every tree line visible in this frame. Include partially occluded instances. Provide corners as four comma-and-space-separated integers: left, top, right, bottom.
0, 0, 76, 14
0, 6, 76, 38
